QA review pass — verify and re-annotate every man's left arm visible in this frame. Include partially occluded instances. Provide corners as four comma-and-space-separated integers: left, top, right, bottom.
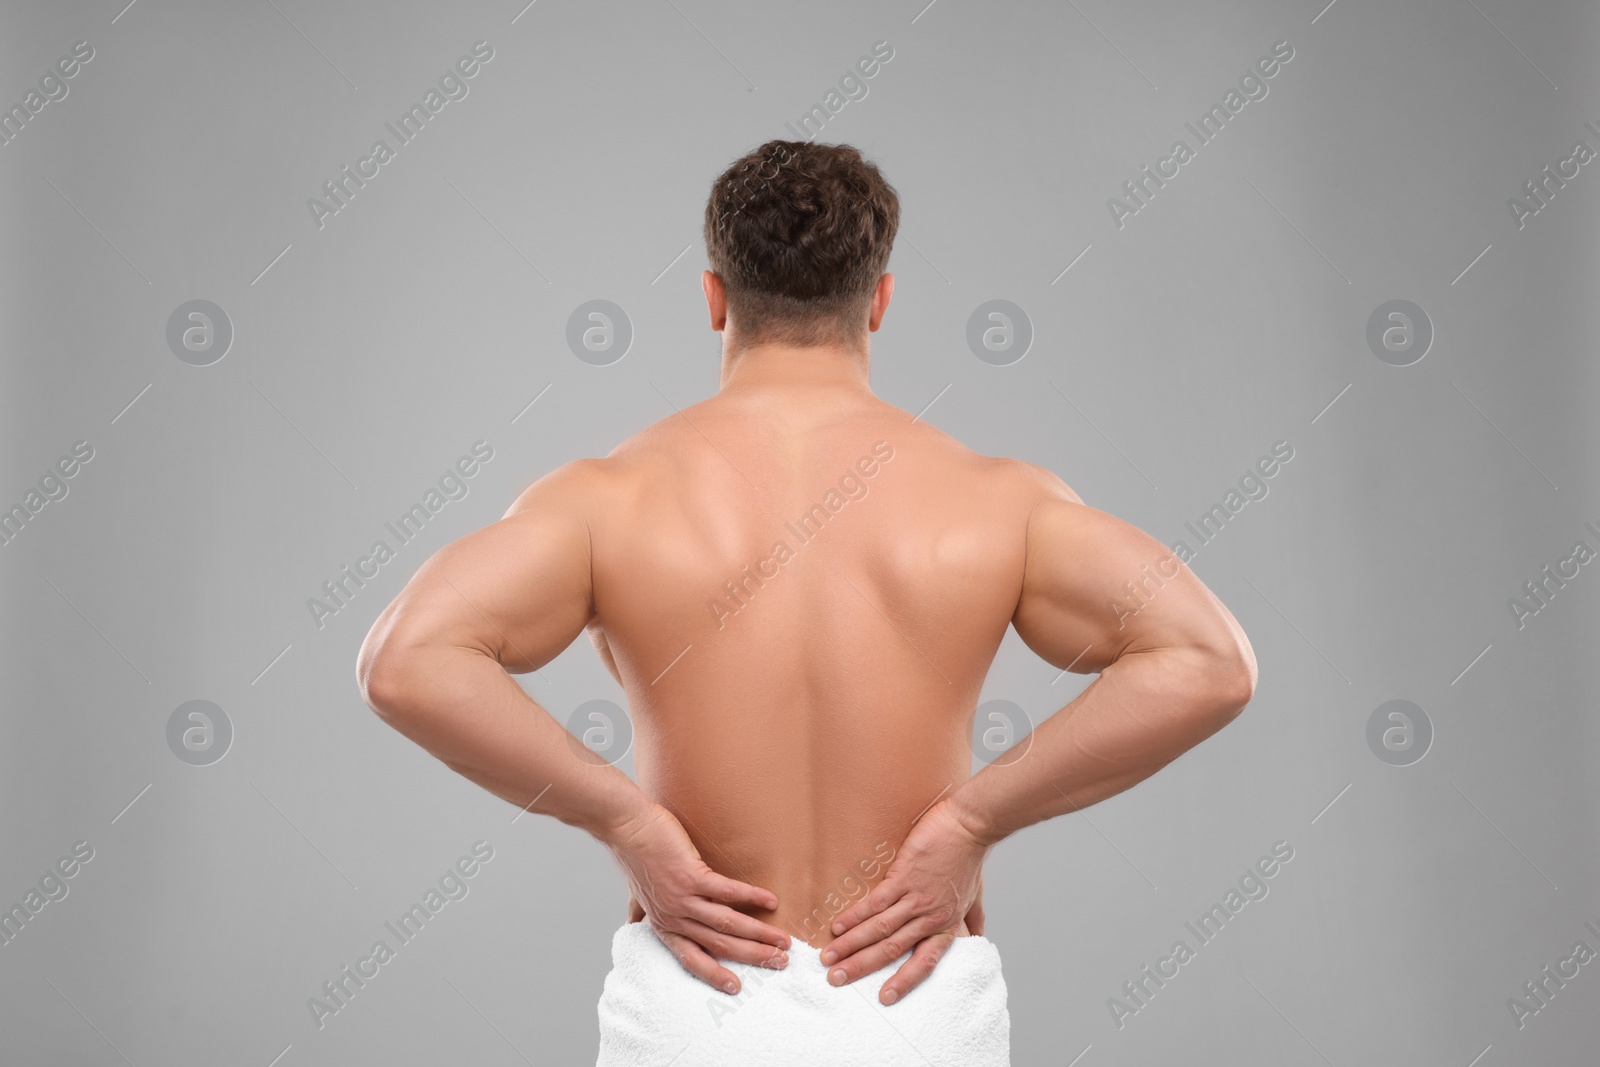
357, 461, 642, 836
357, 461, 793, 994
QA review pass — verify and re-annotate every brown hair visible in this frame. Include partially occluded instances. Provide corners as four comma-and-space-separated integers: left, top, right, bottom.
703, 140, 899, 350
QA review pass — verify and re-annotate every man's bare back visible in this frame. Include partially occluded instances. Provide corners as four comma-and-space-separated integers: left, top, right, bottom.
580, 383, 1047, 946
359, 336, 1253, 996
357, 142, 1256, 1026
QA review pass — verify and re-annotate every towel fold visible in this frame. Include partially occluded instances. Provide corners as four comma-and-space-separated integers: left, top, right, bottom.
595, 920, 1010, 1066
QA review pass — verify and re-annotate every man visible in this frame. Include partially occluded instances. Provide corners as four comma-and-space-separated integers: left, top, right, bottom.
357, 140, 1256, 1065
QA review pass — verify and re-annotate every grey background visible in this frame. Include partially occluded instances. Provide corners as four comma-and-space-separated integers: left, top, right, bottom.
2, 0, 1596, 1063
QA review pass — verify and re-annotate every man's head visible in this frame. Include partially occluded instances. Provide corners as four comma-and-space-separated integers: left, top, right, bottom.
703, 140, 899, 353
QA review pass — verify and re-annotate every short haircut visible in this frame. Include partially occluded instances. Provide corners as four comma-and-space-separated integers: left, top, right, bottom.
703, 140, 899, 350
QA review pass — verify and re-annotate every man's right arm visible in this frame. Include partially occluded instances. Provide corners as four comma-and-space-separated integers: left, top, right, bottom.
949, 474, 1258, 845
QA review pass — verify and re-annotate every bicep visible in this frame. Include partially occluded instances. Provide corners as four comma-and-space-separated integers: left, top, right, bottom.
368, 471, 594, 674
1012, 498, 1248, 678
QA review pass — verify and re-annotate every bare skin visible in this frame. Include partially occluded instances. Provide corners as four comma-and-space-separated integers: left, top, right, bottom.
357, 270, 1257, 1008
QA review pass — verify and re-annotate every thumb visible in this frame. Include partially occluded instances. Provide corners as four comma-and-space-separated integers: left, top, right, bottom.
964, 882, 985, 934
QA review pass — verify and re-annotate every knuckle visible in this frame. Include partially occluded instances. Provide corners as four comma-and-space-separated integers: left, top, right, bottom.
873, 917, 893, 939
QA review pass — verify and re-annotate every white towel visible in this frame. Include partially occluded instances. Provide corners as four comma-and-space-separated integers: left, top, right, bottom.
595, 919, 1010, 1066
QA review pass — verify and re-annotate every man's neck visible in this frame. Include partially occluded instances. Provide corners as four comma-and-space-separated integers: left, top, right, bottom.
717, 339, 874, 399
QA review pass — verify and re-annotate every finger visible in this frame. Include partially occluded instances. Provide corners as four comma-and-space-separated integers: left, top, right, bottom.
821, 899, 924, 985
654, 927, 745, 994
878, 931, 956, 1006
697, 869, 780, 912
684, 897, 793, 949
832, 910, 954, 989
674, 916, 792, 969
825, 878, 902, 940
820, 891, 918, 968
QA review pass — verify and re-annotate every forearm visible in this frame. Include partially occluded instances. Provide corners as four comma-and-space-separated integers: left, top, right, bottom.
361, 643, 653, 847
949, 647, 1249, 847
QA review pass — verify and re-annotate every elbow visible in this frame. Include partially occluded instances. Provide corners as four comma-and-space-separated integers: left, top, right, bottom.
357, 625, 420, 724
358, 619, 490, 726
1162, 638, 1255, 732
359, 665, 403, 723
1209, 673, 1254, 728
357, 646, 400, 722
1203, 646, 1257, 727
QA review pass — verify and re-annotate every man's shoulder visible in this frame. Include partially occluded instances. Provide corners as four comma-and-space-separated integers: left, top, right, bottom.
500, 454, 630, 522
929, 436, 1084, 511
503, 402, 734, 523
1004, 457, 1083, 507
861, 406, 1079, 496
877, 420, 1091, 545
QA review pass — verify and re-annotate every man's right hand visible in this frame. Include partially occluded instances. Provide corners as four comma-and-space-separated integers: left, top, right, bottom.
606, 802, 792, 994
